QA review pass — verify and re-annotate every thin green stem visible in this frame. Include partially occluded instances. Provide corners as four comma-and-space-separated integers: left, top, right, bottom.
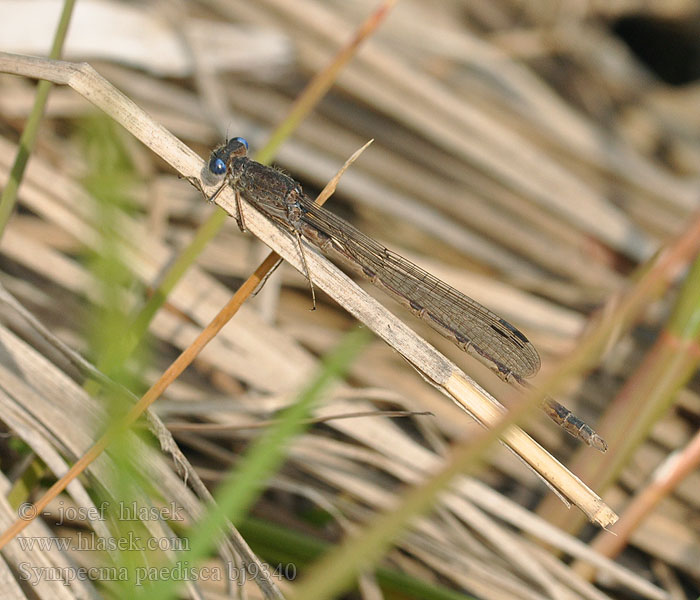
122, 1, 395, 366
0, 0, 77, 238
140, 327, 372, 600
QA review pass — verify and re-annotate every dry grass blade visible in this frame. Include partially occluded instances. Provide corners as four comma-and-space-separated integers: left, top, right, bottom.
0, 53, 612, 527
0, 321, 223, 597
315, 138, 373, 206
0, 130, 370, 598
208, 161, 617, 526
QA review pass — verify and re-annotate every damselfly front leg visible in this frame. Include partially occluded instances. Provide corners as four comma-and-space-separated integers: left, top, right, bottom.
207, 137, 318, 309
207, 138, 249, 231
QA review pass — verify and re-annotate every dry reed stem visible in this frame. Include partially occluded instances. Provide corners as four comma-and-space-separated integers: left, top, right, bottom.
0, 51, 616, 527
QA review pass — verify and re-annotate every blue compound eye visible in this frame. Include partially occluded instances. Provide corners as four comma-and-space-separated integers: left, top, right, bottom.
209, 157, 226, 175
233, 136, 248, 150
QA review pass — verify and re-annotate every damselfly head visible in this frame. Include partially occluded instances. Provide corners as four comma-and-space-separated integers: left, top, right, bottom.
225, 136, 249, 158
208, 137, 249, 176
208, 156, 227, 175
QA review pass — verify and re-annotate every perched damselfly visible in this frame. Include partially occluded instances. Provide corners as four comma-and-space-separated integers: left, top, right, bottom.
206, 137, 607, 452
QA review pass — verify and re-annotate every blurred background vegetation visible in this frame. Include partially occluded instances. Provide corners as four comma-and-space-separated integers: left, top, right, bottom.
0, 1, 699, 598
